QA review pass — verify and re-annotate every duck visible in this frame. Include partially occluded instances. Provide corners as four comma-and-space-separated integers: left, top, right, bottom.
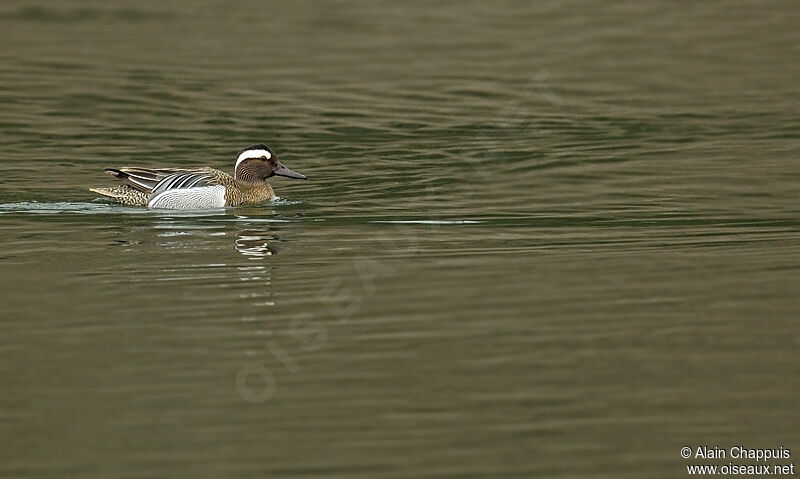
90, 144, 306, 209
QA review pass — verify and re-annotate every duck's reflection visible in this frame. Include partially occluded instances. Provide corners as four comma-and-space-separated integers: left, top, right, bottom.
110, 217, 287, 341
235, 229, 278, 258
148, 208, 282, 258
233, 229, 277, 311
145, 216, 282, 289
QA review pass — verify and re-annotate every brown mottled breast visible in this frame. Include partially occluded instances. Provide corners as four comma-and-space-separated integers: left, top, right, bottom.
224, 181, 275, 206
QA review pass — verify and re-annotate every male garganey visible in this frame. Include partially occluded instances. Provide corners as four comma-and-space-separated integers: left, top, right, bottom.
90, 144, 306, 209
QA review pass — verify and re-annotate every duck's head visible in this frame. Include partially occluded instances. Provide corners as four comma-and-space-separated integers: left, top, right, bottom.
234, 144, 307, 183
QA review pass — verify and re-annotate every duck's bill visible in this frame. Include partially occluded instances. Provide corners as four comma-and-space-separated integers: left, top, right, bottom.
274, 163, 307, 180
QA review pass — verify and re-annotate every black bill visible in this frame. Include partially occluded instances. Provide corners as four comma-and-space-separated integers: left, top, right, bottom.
273, 162, 307, 180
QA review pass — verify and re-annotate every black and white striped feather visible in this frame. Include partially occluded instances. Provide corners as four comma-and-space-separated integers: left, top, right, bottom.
149, 172, 215, 197
105, 167, 188, 192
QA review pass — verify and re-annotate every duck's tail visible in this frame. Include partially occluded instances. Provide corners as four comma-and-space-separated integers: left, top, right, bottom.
89, 185, 148, 206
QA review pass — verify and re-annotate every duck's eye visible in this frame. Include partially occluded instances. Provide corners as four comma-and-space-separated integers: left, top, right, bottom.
261, 156, 267, 160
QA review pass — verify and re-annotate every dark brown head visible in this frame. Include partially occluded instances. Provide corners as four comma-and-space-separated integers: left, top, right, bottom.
234, 144, 307, 183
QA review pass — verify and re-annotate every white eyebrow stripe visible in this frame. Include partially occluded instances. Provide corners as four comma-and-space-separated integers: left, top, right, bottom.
235, 149, 271, 169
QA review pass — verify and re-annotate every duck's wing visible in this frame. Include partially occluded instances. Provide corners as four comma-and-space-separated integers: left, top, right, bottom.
105, 167, 193, 193
149, 172, 218, 196
147, 171, 227, 209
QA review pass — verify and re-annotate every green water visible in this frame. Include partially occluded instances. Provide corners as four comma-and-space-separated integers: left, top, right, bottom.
1, 1, 800, 477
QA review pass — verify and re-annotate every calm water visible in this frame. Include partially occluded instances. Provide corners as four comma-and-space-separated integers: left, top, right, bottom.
1, 1, 800, 477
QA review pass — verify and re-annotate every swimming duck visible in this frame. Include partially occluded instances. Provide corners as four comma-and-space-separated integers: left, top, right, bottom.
90, 144, 306, 209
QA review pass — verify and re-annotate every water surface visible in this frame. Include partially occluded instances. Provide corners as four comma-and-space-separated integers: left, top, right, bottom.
1, 1, 799, 477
